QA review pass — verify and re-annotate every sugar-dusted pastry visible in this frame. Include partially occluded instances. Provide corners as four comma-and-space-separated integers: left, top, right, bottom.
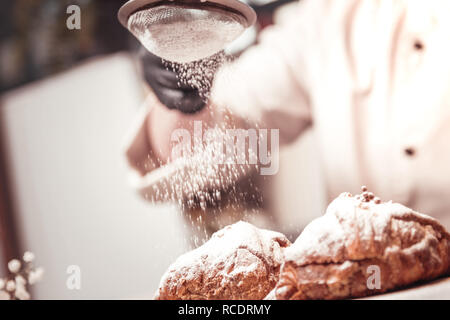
274, 188, 450, 300
156, 221, 291, 300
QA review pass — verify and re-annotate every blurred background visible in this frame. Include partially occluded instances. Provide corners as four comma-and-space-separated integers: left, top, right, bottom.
0, 0, 324, 299
0, 0, 133, 93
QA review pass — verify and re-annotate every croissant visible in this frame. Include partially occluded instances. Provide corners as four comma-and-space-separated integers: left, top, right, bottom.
156, 221, 290, 300
274, 191, 450, 299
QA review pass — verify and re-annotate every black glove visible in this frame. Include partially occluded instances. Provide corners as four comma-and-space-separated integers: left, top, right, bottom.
139, 49, 206, 114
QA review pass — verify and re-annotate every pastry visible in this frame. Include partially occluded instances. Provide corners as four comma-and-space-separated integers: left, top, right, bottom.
156, 221, 290, 300
274, 188, 450, 299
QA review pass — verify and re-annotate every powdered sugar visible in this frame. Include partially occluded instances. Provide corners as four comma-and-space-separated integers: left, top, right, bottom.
128, 5, 245, 63
163, 50, 228, 100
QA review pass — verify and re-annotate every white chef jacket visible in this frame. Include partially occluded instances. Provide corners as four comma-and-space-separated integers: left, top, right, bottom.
125, 0, 450, 229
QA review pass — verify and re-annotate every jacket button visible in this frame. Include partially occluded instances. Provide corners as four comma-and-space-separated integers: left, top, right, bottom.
404, 147, 416, 156
414, 40, 424, 51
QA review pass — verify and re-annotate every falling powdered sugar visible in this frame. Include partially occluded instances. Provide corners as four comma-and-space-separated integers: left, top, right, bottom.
163, 50, 228, 100
134, 20, 263, 246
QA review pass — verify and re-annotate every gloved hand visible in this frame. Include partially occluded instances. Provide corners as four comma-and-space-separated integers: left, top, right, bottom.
139, 48, 206, 114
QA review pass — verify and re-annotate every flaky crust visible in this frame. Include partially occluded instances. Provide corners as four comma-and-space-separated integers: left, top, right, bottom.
274, 192, 450, 299
156, 221, 290, 300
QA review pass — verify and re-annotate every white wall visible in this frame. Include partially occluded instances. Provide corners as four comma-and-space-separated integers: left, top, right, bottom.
0, 54, 187, 299
273, 129, 326, 236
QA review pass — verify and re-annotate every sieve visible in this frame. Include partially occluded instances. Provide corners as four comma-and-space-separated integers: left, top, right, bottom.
118, 0, 256, 63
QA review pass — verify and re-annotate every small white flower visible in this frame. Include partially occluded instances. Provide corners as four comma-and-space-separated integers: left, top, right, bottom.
6, 280, 16, 292
28, 267, 44, 285
23, 251, 35, 263
8, 259, 21, 273
0, 279, 5, 290
0, 290, 10, 300
15, 275, 27, 286
15, 286, 30, 300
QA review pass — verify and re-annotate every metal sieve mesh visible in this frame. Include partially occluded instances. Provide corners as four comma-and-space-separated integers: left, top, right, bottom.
127, 4, 247, 63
